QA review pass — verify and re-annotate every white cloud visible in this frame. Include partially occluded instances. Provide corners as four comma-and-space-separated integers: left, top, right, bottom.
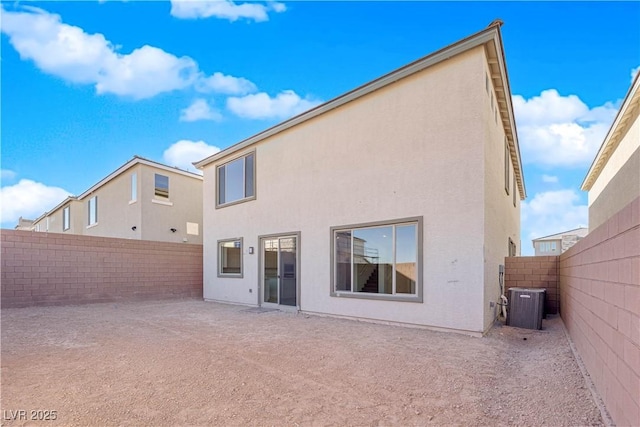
1, 169, 17, 183
541, 174, 558, 183
162, 140, 221, 174
513, 89, 618, 167
0, 179, 71, 226
196, 72, 257, 95
96, 45, 197, 99
632, 66, 640, 83
170, 0, 286, 22
180, 99, 223, 122
227, 90, 321, 120
1, 6, 198, 99
520, 189, 588, 255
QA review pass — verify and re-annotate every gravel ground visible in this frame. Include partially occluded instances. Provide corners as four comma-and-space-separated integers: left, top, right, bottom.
1, 299, 602, 426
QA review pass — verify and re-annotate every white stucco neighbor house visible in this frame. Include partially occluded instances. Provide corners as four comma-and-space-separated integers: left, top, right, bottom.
532, 227, 589, 256
29, 156, 204, 244
194, 21, 526, 335
582, 72, 639, 230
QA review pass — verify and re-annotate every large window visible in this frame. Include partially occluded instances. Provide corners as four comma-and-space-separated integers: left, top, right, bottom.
332, 218, 422, 302
155, 174, 169, 198
217, 153, 255, 207
63, 205, 70, 231
88, 196, 98, 226
218, 238, 243, 277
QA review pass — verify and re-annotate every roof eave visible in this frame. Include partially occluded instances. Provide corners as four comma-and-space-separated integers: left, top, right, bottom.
195, 24, 504, 170
582, 73, 640, 191
79, 156, 202, 200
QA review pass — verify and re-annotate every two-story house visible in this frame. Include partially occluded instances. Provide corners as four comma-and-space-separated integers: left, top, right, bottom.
194, 21, 526, 335
30, 156, 203, 244
532, 227, 589, 256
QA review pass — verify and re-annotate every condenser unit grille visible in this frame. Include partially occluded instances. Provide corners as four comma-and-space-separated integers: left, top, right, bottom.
507, 288, 545, 330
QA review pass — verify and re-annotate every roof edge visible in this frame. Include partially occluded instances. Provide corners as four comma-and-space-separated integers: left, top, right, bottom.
582, 72, 640, 191
194, 23, 502, 169
531, 226, 589, 242
32, 196, 78, 223
78, 155, 202, 200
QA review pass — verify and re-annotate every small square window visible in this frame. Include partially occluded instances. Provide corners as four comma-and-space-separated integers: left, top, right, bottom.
155, 174, 169, 198
218, 238, 243, 277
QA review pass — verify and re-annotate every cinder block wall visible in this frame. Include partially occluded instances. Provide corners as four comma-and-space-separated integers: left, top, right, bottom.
504, 256, 559, 314
1, 230, 203, 308
559, 197, 639, 427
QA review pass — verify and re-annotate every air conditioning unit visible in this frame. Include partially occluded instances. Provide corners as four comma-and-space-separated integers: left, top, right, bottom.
507, 288, 545, 330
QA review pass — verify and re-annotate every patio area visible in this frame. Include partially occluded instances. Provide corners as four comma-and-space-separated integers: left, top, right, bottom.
1, 299, 602, 426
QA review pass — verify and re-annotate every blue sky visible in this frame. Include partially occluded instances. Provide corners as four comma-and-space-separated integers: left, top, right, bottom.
1, 1, 639, 255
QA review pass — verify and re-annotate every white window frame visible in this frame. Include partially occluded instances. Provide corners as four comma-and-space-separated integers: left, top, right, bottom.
216, 152, 256, 208
539, 241, 557, 253
330, 217, 423, 303
131, 173, 137, 203
63, 205, 70, 231
88, 196, 98, 226
218, 238, 243, 278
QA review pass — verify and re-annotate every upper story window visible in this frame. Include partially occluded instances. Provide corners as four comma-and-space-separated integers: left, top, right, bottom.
155, 174, 169, 199
88, 196, 98, 226
131, 173, 137, 202
63, 205, 70, 231
513, 171, 517, 207
539, 241, 557, 253
217, 152, 255, 207
504, 138, 510, 195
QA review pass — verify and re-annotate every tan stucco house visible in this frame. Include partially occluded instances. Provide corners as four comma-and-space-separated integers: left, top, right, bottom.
31, 156, 203, 244
582, 73, 639, 229
532, 227, 588, 256
195, 22, 526, 335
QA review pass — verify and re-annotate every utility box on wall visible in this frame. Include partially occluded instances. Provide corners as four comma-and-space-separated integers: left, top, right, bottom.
507, 288, 545, 330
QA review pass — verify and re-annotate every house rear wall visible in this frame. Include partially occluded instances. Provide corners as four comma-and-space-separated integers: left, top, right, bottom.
203, 46, 494, 334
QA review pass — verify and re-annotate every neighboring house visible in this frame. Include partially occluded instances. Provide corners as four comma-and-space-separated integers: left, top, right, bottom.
194, 22, 525, 336
30, 156, 203, 244
32, 197, 83, 234
582, 72, 639, 229
14, 217, 35, 231
532, 227, 589, 256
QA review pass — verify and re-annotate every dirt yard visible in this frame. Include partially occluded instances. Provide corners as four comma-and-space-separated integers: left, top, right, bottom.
1, 299, 602, 426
